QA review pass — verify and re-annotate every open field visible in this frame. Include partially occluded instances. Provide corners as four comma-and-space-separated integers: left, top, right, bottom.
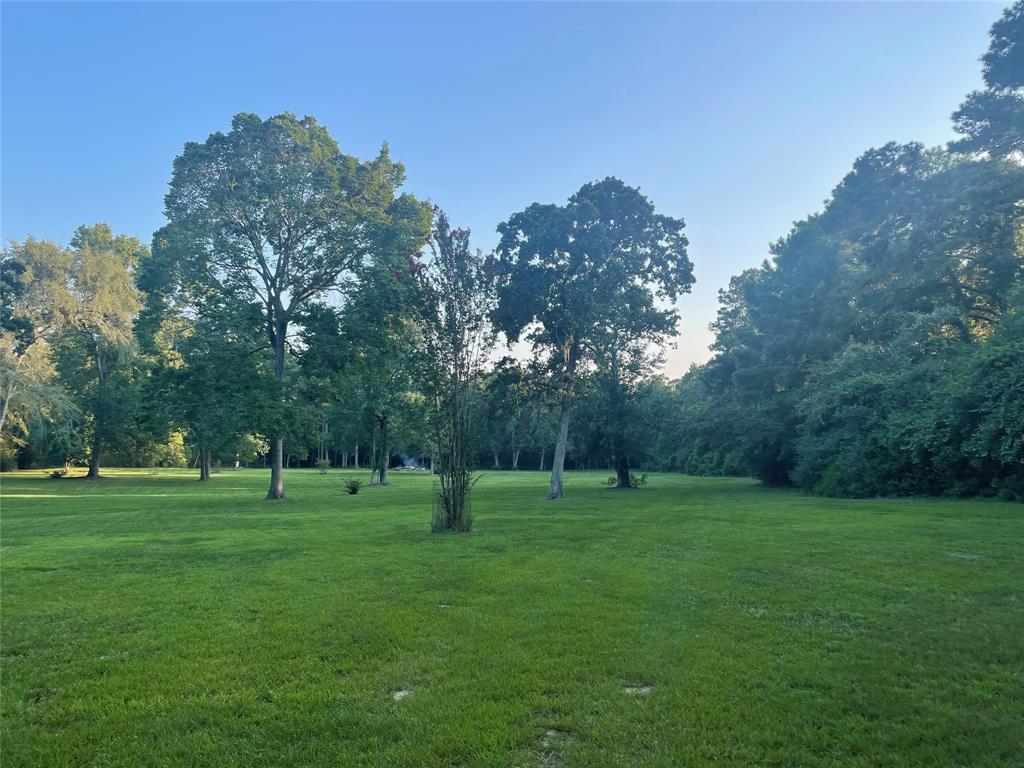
1, 469, 1021, 767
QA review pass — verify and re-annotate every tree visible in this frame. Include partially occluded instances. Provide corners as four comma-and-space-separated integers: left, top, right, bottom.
492, 178, 694, 498
49, 225, 144, 479
0, 240, 75, 442
160, 308, 269, 480
951, 1, 1023, 158
415, 209, 495, 531
162, 112, 428, 499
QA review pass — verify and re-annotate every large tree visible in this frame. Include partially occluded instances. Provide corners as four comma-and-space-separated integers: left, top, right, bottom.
492, 178, 694, 498
162, 112, 428, 499
56, 225, 144, 479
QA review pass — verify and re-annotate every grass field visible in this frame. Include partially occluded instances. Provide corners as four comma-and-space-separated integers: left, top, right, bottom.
1, 469, 1021, 767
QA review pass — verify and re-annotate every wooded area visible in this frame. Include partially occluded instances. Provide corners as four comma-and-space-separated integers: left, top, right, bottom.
2, 2, 1022, 503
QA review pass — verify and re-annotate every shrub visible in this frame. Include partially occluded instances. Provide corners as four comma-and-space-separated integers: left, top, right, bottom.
48, 469, 67, 480
317, 459, 330, 475
604, 472, 648, 488
344, 478, 364, 495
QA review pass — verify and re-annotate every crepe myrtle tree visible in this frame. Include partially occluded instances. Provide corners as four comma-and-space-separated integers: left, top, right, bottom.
492, 177, 694, 499
162, 112, 429, 499
414, 208, 496, 531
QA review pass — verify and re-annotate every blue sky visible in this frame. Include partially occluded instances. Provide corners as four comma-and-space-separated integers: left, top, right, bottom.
1, 1, 1001, 374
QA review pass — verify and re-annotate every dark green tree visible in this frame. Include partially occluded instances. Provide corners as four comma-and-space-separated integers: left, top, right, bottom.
492, 178, 694, 498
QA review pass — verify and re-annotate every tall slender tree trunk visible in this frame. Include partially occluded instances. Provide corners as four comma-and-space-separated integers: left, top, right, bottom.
353, 445, 359, 469
539, 444, 546, 471
492, 450, 500, 469
608, 341, 632, 489
547, 401, 571, 498
87, 430, 102, 479
198, 445, 212, 481
512, 448, 520, 470
547, 346, 578, 500
379, 417, 390, 486
267, 326, 286, 499
86, 351, 106, 480
0, 380, 16, 436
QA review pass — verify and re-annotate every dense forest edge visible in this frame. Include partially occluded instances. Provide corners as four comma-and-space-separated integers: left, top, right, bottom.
2, 2, 1022, 501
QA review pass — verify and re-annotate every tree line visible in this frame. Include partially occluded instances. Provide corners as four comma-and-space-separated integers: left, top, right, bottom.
637, 2, 1024, 500
2, 2, 1021, 508
0, 116, 693, 525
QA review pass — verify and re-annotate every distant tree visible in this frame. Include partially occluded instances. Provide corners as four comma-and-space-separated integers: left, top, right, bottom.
162, 112, 428, 499
492, 178, 694, 498
52, 224, 144, 479
0, 240, 76, 442
415, 209, 495, 531
482, 358, 549, 470
160, 308, 269, 480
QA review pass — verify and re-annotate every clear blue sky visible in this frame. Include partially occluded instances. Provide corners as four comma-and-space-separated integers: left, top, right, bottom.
1, 1, 1001, 375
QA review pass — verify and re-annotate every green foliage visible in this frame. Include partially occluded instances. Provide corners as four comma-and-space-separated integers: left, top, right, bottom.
492, 177, 695, 497
161, 112, 430, 498
344, 477, 364, 495
951, 1, 1023, 157
416, 209, 495, 532
604, 472, 647, 488
664, 11, 1024, 500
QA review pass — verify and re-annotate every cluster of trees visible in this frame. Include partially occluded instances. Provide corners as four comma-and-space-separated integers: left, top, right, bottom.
638, 2, 1024, 499
1, 116, 693, 526
3, 2, 1020, 507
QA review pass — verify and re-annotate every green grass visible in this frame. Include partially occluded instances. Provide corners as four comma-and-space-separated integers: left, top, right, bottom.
1, 469, 1021, 767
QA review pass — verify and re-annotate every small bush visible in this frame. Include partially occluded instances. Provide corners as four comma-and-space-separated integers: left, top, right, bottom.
344, 478, 364, 495
47, 469, 67, 480
317, 459, 330, 475
604, 472, 649, 489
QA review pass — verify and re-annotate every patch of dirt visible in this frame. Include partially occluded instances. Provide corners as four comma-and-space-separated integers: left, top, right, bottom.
623, 683, 652, 695
945, 551, 983, 561
538, 728, 571, 766
393, 686, 414, 701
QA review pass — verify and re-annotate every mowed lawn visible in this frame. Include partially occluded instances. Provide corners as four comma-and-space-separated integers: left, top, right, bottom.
1, 469, 1021, 767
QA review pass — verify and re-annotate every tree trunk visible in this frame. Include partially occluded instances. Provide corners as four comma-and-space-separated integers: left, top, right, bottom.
539, 444, 546, 471
492, 450, 500, 469
547, 345, 578, 499
86, 350, 106, 480
547, 400, 571, 499
615, 455, 632, 489
512, 448, 520, 470
86, 429, 102, 479
0, 381, 15, 436
353, 445, 359, 469
267, 438, 285, 498
198, 445, 212, 481
379, 418, 390, 486
266, 325, 287, 499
